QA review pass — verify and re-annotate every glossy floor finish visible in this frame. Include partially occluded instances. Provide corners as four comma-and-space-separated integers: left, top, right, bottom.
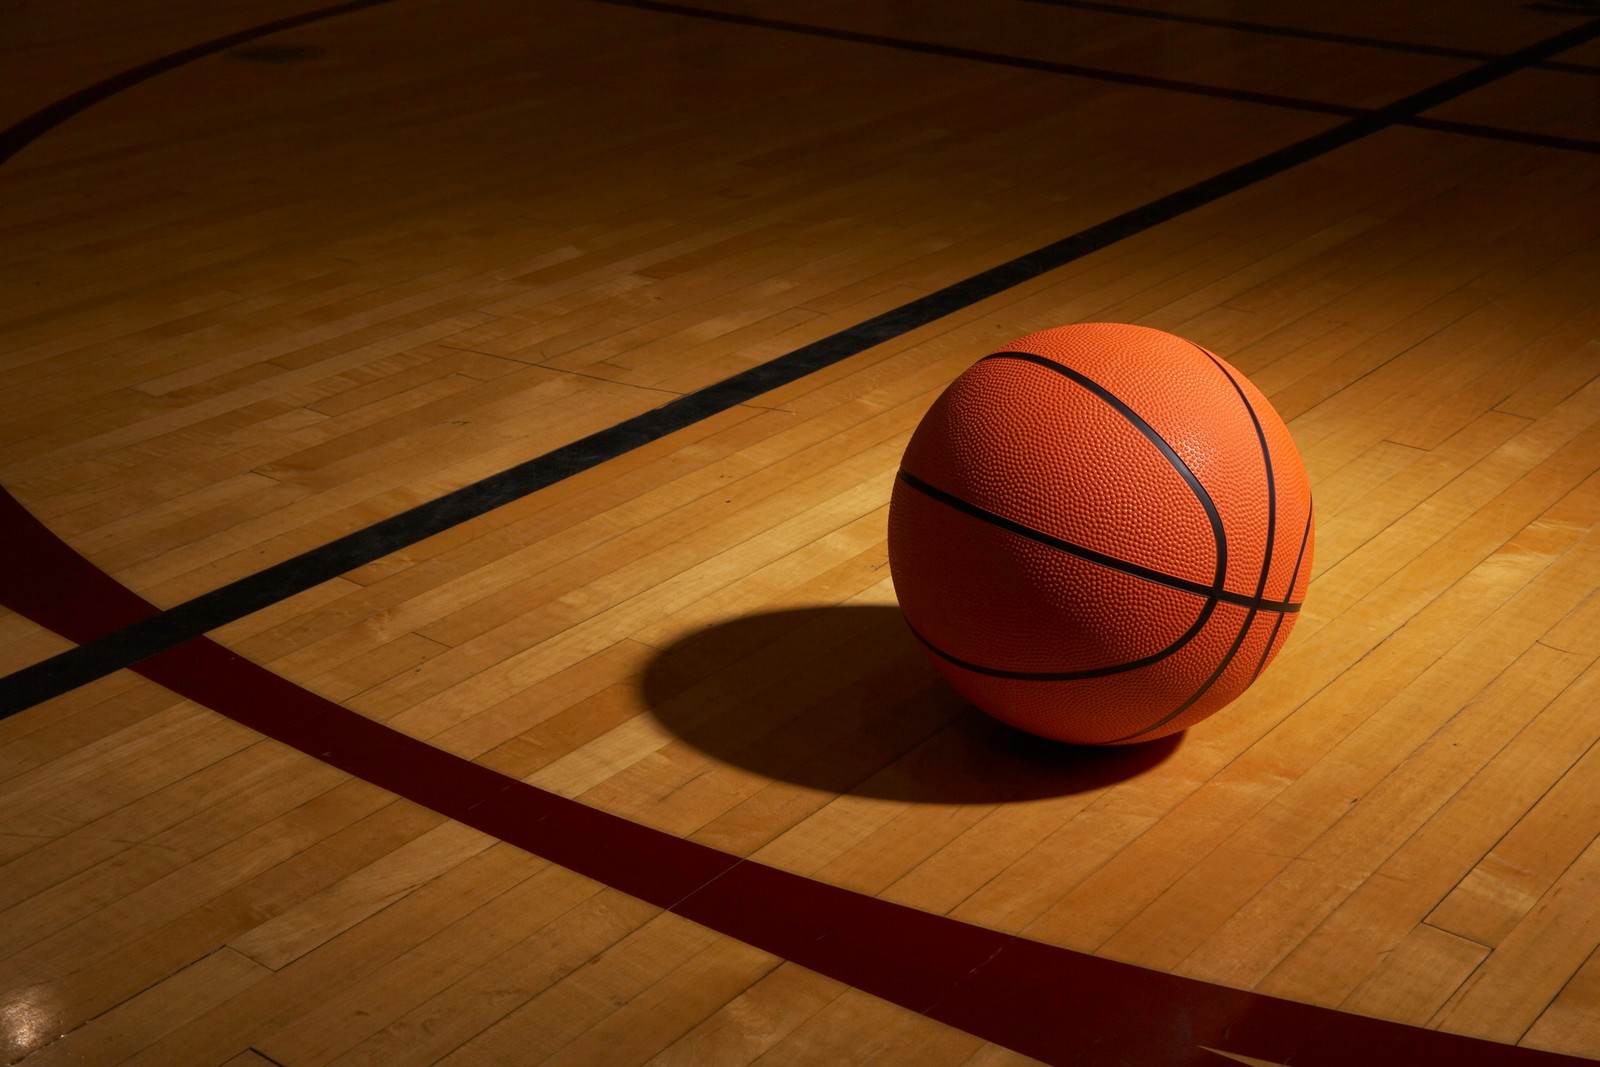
3, 1, 1600, 1063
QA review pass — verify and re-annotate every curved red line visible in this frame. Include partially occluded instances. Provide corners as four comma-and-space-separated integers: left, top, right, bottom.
1, 486, 1590, 1066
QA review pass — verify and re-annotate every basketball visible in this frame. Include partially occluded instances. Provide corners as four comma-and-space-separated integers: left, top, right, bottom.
888, 323, 1314, 745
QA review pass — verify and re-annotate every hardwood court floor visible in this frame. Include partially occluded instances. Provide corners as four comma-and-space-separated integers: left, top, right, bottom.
2, 0, 1599, 1063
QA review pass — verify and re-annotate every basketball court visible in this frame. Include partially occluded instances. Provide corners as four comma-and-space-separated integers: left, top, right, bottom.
3, 1, 1600, 1063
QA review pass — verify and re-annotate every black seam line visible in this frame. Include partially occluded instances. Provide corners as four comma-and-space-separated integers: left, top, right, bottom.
897, 470, 1298, 616
589, 0, 1600, 156
902, 342, 1238, 682
2, 15, 1596, 717
1020, 0, 1600, 75
1106, 578, 1258, 743
1205, 350, 1280, 626
0, 0, 404, 168
1109, 350, 1282, 743
908, 609, 1217, 682
1251, 507, 1314, 686
980, 350, 1229, 599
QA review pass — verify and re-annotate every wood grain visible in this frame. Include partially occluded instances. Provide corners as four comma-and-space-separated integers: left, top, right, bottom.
3, 0, 1598, 1062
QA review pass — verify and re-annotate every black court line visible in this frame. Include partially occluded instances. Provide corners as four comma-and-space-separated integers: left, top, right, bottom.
596, 0, 1364, 120
0, 0, 403, 168
592, 0, 1600, 155
1020, 0, 1600, 76
5, 489, 1590, 1067
1404, 115, 1600, 155
3, 13, 1600, 716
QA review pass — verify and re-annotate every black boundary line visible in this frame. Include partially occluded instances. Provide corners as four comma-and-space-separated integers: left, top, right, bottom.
6, 489, 1594, 1067
1019, 0, 1600, 76
595, 0, 1363, 120
591, 0, 1600, 155
0, 0, 404, 168
4, 13, 1600, 716
1404, 115, 1600, 155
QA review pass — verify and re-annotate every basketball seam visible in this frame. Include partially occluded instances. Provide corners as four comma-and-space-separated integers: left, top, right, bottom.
1250, 504, 1315, 685
1109, 348, 1282, 742
896, 470, 1300, 615
983, 350, 1230, 606
898, 347, 1283, 695
898, 343, 1310, 737
904, 577, 1220, 681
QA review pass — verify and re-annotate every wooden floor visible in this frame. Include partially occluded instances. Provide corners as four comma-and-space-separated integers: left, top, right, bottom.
3, 0, 1600, 1062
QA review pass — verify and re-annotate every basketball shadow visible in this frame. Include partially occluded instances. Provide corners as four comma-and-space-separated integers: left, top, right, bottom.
637, 604, 1180, 804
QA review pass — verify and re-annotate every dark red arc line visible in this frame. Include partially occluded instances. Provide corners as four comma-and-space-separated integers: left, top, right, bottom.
1, 486, 1592, 1067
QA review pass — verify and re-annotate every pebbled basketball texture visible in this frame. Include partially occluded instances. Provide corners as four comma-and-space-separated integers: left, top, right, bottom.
887, 323, 1314, 745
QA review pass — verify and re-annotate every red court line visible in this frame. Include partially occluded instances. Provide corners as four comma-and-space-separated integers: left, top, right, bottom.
2, 485, 1592, 1067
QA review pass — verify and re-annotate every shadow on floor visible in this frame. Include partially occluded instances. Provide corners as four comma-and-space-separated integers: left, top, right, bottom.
637, 604, 1180, 805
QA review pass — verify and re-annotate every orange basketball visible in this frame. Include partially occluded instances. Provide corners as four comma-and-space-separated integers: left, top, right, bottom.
888, 323, 1313, 745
